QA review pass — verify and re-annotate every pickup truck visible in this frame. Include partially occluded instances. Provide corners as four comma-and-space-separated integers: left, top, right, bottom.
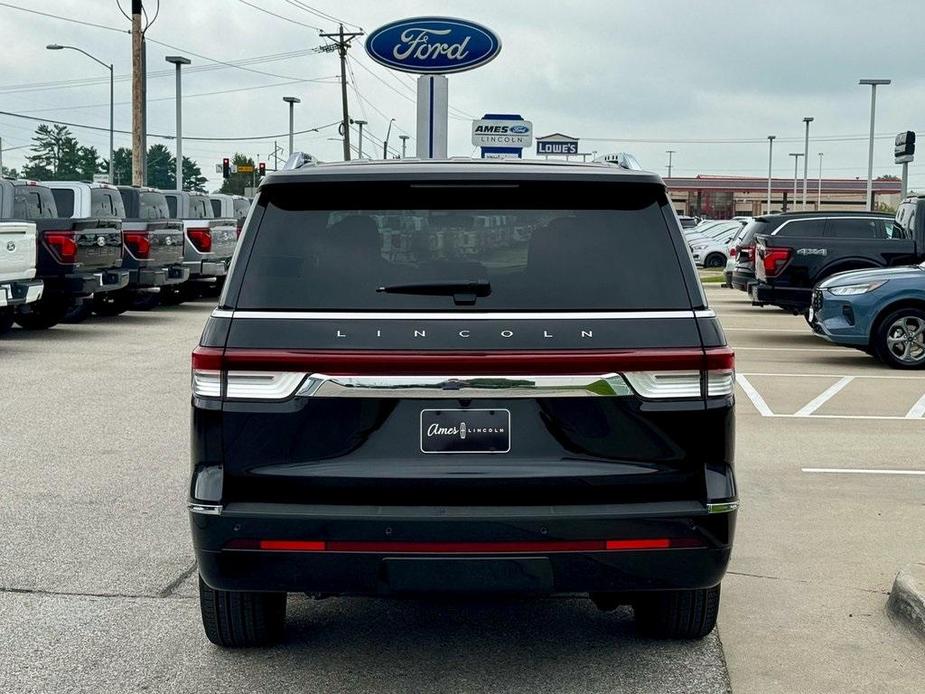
46, 182, 189, 315
161, 190, 237, 299
0, 221, 44, 335
0, 179, 127, 330
208, 193, 251, 236
752, 211, 904, 314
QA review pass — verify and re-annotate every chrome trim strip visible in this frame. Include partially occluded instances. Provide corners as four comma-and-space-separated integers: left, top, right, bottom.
188, 503, 223, 515
297, 373, 634, 398
705, 501, 739, 514
213, 309, 715, 320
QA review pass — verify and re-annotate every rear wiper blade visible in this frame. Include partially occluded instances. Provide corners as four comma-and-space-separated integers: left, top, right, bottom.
376, 279, 491, 305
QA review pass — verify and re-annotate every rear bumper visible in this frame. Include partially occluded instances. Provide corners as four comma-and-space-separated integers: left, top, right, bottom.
128, 265, 190, 289
54, 269, 129, 296
191, 500, 736, 595
185, 259, 228, 280
731, 268, 754, 291
752, 283, 812, 311
0, 279, 43, 308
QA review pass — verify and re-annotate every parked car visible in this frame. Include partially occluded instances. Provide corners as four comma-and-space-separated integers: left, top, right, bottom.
810, 264, 925, 368
46, 182, 188, 315
0, 221, 43, 334
189, 156, 737, 647
691, 227, 741, 268
160, 190, 237, 298
752, 212, 899, 314
208, 193, 251, 235
724, 225, 751, 287
677, 214, 700, 229
0, 179, 127, 329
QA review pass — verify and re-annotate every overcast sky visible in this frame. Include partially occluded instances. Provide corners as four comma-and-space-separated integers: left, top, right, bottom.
1, 0, 923, 191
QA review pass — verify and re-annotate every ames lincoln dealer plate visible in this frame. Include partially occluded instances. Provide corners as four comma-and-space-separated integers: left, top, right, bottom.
419, 409, 511, 454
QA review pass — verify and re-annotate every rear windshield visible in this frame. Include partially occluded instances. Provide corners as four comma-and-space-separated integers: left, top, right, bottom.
13, 186, 57, 219
210, 199, 222, 217
189, 195, 214, 219
90, 189, 126, 218
51, 188, 75, 217
739, 219, 774, 246
236, 181, 692, 311
139, 192, 170, 219
233, 198, 250, 220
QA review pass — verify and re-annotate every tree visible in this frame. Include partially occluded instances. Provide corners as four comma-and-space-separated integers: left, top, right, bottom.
218, 153, 256, 195
21, 124, 84, 180
877, 174, 900, 181
1, 165, 18, 179
111, 147, 133, 186
144, 144, 206, 191
75, 145, 105, 181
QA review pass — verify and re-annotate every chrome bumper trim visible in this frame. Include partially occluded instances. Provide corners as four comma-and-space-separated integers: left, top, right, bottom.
705, 501, 739, 514
188, 503, 223, 515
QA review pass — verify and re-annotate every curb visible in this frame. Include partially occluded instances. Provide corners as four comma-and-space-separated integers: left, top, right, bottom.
888, 563, 925, 638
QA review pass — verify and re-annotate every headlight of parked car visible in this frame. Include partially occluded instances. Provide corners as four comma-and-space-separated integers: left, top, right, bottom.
827, 281, 886, 296
690, 243, 709, 251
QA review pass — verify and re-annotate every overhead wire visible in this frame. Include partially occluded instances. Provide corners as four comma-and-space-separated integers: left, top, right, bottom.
235, 0, 322, 31
282, 0, 363, 31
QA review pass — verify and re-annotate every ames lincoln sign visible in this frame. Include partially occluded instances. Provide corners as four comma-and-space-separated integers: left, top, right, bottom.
472, 118, 533, 148
365, 17, 502, 74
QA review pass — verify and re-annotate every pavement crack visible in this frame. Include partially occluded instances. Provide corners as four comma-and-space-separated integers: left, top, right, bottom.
0, 585, 195, 600
726, 570, 890, 595
157, 561, 198, 598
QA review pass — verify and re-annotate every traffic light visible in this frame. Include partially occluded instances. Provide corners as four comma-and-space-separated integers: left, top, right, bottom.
258, 162, 266, 177
222, 158, 230, 178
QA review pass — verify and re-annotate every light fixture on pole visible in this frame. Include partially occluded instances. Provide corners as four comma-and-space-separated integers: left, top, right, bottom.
282, 97, 300, 156
802, 117, 814, 210
817, 152, 824, 208
48, 44, 114, 183
788, 152, 804, 213
165, 55, 191, 191
352, 119, 368, 159
399, 134, 410, 158
766, 135, 776, 214
383, 118, 396, 159
665, 149, 676, 178
859, 79, 891, 211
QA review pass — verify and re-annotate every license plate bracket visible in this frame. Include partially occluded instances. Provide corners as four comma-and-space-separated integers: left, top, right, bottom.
420, 408, 511, 454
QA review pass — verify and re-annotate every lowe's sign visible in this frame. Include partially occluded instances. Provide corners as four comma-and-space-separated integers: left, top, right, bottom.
365, 18, 502, 74
537, 133, 580, 156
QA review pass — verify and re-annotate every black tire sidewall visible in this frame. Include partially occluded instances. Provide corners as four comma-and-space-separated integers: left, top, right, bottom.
875, 308, 925, 369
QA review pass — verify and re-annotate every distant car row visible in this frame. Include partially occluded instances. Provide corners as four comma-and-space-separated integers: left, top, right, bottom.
0, 179, 249, 333
682, 217, 751, 268
724, 196, 925, 368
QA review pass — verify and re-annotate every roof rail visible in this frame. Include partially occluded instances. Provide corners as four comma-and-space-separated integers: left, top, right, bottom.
283, 151, 318, 170
593, 152, 643, 170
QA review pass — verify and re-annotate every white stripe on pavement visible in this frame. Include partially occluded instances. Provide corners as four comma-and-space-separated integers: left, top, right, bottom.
905, 393, 925, 419
793, 376, 854, 416
802, 468, 925, 476
732, 346, 850, 353
735, 374, 774, 416
741, 372, 925, 381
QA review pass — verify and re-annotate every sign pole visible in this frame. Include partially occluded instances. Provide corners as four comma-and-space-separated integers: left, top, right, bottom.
902, 161, 909, 199
416, 75, 448, 159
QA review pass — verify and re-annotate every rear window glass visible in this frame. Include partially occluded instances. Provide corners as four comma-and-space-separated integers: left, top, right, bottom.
51, 189, 75, 218
236, 181, 692, 311
233, 198, 250, 220
776, 219, 825, 237
738, 219, 773, 246
188, 195, 214, 219
165, 195, 177, 218
90, 189, 125, 217
210, 199, 222, 217
139, 192, 170, 219
827, 218, 890, 239
13, 186, 57, 219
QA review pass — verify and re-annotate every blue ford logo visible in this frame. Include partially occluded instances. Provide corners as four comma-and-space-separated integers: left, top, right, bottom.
365, 17, 502, 74
510, 125, 529, 134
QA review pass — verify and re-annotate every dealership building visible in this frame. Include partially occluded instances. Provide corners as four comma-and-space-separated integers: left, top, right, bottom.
665, 175, 903, 218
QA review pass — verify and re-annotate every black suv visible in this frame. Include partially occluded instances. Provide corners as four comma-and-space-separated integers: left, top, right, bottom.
189, 158, 737, 646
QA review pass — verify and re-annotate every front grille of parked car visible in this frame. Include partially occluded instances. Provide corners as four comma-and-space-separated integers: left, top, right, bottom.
812, 290, 823, 312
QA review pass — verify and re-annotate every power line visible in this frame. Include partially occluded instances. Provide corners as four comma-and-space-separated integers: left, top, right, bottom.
235, 0, 322, 31
0, 1, 128, 34
283, 0, 363, 31
145, 37, 314, 82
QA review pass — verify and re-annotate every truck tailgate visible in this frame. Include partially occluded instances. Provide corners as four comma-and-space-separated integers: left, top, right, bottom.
209, 218, 238, 259
0, 221, 37, 282
146, 220, 184, 265
35, 218, 123, 273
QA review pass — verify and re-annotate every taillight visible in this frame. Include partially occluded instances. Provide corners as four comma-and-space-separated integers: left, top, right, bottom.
191, 346, 308, 400
187, 227, 212, 253
762, 247, 792, 278
744, 244, 755, 262
729, 246, 737, 257
235, 225, 243, 239
123, 231, 151, 259
43, 231, 78, 264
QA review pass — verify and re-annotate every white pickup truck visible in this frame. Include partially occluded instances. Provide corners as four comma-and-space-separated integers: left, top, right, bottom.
209, 194, 251, 235
0, 222, 44, 335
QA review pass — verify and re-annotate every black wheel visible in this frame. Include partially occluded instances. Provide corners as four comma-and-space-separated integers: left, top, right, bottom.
874, 308, 925, 369
703, 253, 726, 269
93, 290, 132, 317
198, 575, 286, 647
632, 584, 720, 639
159, 285, 185, 306
62, 302, 93, 324
0, 307, 14, 335
14, 298, 70, 330
202, 276, 225, 297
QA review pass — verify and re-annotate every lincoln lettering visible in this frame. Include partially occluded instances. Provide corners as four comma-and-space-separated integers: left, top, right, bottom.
333, 328, 593, 339
392, 28, 471, 62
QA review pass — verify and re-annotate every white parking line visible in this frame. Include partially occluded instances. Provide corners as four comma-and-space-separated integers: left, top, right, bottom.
723, 327, 810, 333
793, 376, 854, 416
741, 372, 925, 381
802, 468, 925, 476
905, 393, 925, 419
734, 374, 773, 416
732, 346, 850, 353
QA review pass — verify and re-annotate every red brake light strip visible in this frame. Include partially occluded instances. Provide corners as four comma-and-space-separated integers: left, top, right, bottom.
226, 538, 704, 553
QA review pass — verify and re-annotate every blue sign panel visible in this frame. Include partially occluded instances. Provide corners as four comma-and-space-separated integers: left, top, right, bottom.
481, 146, 522, 159
365, 17, 502, 74
537, 140, 579, 155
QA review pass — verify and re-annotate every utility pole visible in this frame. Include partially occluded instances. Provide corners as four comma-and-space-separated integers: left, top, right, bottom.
383, 118, 395, 159
399, 135, 410, 158
131, 0, 144, 185
320, 24, 364, 161
273, 140, 279, 170
665, 149, 676, 178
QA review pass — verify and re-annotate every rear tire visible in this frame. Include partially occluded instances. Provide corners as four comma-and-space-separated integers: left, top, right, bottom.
198, 576, 287, 647
874, 308, 925, 369
0, 307, 14, 335
158, 285, 185, 306
93, 290, 132, 317
703, 253, 725, 269
14, 298, 70, 330
62, 301, 92, 324
632, 584, 720, 639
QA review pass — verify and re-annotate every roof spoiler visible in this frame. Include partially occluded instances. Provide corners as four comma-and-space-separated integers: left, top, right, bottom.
283, 151, 318, 170
593, 152, 643, 170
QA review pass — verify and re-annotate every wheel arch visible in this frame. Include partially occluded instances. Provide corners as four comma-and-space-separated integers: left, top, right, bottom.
869, 298, 925, 345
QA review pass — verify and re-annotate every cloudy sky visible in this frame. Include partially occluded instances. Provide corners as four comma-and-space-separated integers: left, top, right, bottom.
1, 0, 922, 191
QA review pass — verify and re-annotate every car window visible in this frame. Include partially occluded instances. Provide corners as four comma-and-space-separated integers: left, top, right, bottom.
165, 195, 178, 218
13, 186, 57, 219
210, 199, 222, 217
776, 219, 826, 237
826, 218, 890, 239
233, 198, 250, 220
189, 196, 214, 219
90, 189, 126, 217
51, 188, 75, 218
238, 181, 694, 311
139, 192, 170, 219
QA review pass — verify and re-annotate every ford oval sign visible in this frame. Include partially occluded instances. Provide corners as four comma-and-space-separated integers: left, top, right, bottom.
365, 17, 501, 74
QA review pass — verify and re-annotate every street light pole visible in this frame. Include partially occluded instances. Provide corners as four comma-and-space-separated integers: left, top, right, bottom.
788, 152, 804, 213
165, 56, 190, 191
47, 44, 114, 182
382, 118, 396, 159
282, 97, 300, 155
817, 152, 824, 208
353, 119, 367, 159
802, 117, 813, 210
399, 135, 410, 158
766, 135, 776, 214
859, 79, 891, 211
665, 149, 676, 178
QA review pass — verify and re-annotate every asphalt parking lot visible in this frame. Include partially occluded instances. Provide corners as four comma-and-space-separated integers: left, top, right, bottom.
2, 286, 924, 693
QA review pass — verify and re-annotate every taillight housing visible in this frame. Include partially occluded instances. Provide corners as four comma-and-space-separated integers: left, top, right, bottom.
235, 225, 243, 239
187, 227, 212, 253
123, 231, 151, 259
729, 246, 737, 257
762, 247, 792, 278
43, 231, 78, 264
744, 244, 755, 262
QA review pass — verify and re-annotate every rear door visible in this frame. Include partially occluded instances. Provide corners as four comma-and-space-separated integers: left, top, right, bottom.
824, 216, 916, 267
0, 222, 37, 282
211, 178, 732, 508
